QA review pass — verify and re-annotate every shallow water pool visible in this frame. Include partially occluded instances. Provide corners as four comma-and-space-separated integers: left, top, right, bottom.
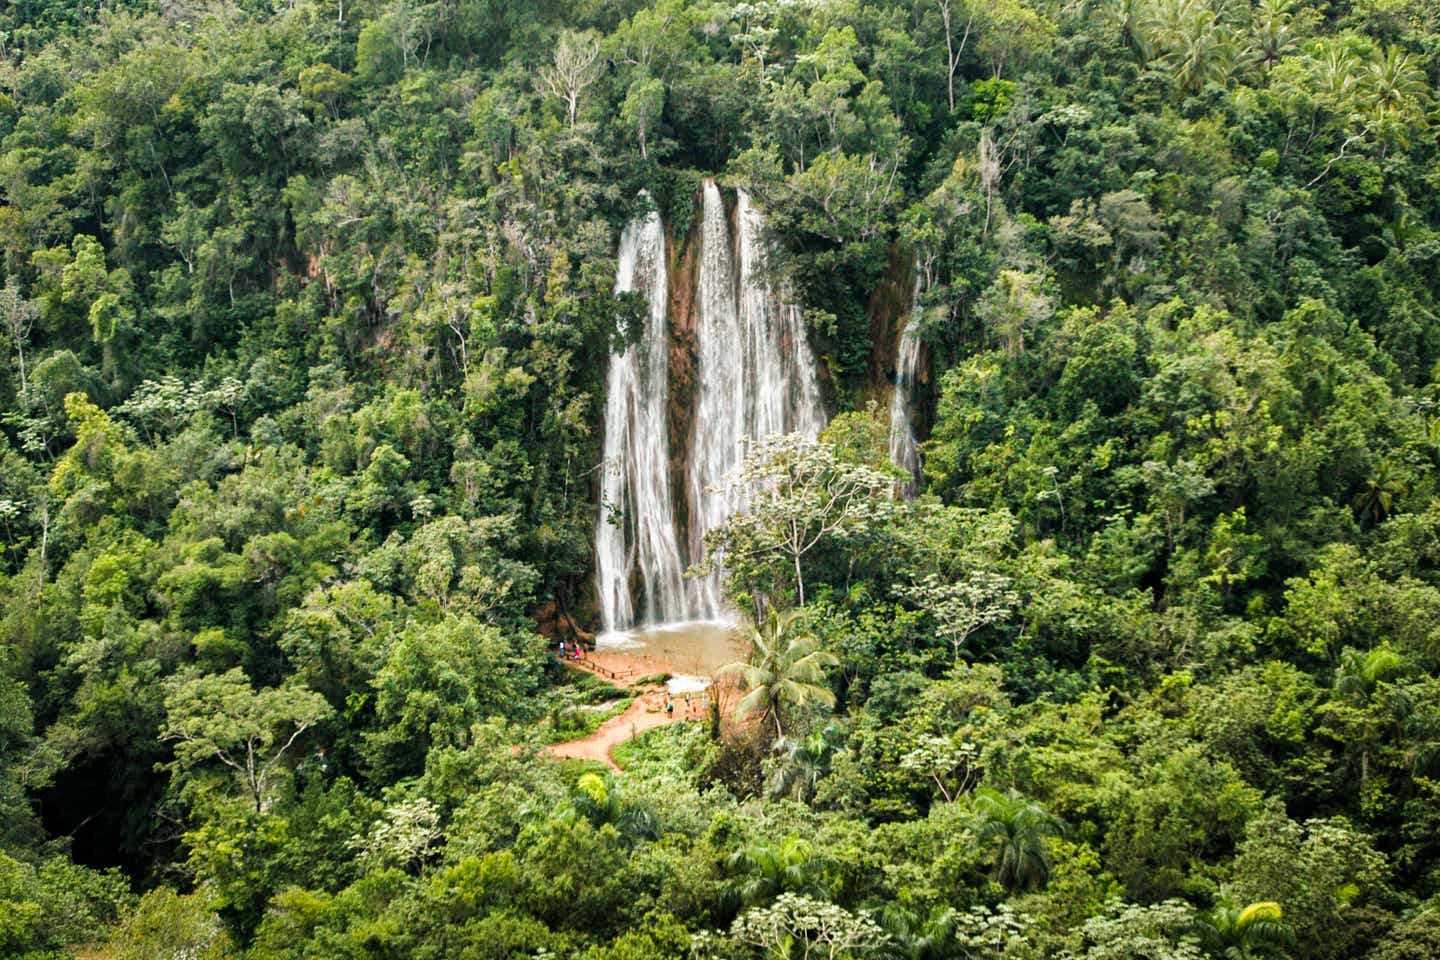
595, 619, 747, 684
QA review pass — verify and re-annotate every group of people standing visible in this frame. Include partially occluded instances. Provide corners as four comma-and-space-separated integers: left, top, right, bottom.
556, 637, 711, 723
662, 690, 708, 719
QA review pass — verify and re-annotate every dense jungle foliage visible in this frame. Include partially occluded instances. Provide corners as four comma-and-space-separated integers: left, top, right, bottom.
3, 0, 1440, 957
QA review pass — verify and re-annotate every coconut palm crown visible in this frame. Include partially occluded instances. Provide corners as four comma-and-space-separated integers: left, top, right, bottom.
718, 608, 838, 738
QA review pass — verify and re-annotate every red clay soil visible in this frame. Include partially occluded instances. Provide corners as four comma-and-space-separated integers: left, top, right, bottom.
545, 649, 714, 770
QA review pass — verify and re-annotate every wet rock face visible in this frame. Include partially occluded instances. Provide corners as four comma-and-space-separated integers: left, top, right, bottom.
665, 199, 702, 553
866, 243, 914, 406
593, 184, 828, 628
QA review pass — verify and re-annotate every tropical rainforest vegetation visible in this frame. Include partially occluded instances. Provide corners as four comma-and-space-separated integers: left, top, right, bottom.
2, 0, 1440, 957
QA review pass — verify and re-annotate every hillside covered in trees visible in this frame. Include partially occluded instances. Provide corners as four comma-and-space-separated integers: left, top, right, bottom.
3, 0, 1440, 957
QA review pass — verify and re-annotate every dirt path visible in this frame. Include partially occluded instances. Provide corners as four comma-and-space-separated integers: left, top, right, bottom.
546, 649, 711, 769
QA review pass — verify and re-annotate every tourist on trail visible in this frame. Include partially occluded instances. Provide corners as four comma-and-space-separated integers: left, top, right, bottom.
666, 698, 674, 719
558, 639, 566, 658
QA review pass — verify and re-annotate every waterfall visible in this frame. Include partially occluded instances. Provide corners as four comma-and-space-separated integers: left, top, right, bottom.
686, 182, 827, 619
594, 204, 688, 633
737, 190, 826, 443
888, 272, 924, 496
685, 182, 747, 619
597, 182, 827, 630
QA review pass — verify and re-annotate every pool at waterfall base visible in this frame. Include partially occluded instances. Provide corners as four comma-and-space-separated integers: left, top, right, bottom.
595, 619, 747, 695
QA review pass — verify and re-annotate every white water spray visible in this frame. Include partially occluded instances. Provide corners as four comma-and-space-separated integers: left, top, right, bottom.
686, 182, 827, 618
596, 183, 827, 630
685, 182, 747, 619
594, 204, 688, 633
888, 271, 924, 496
737, 189, 826, 443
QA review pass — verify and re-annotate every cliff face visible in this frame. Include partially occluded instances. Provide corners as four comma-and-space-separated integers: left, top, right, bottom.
862, 245, 938, 460
865, 244, 917, 405
665, 197, 703, 554
595, 186, 848, 622
667, 204, 926, 506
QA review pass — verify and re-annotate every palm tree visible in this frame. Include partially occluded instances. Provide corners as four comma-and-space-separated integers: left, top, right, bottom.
567, 771, 661, 846
1105, 0, 1152, 60
1333, 644, 1413, 792
726, 835, 837, 907
1311, 44, 1359, 106
718, 608, 838, 739
874, 905, 960, 960
1195, 899, 1292, 959
1363, 46, 1429, 155
1335, 644, 1410, 702
1250, 0, 1298, 71
1352, 457, 1409, 525
1146, 0, 1251, 97
1367, 46, 1427, 117
767, 722, 846, 802
970, 788, 1064, 891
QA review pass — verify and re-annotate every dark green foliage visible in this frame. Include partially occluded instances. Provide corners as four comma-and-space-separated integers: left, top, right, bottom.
0, 0, 1438, 957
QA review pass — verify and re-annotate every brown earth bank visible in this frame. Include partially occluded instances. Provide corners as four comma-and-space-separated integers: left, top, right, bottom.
546, 649, 718, 769
544, 623, 747, 769
532, 599, 595, 644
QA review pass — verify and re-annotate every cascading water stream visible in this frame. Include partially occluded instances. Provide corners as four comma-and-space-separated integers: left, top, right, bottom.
737, 190, 826, 443
888, 271, 924, 497
596, 182, 827, 632
685, 182, 747, 620
593, 205, 688, 634
686, 182, 827, 619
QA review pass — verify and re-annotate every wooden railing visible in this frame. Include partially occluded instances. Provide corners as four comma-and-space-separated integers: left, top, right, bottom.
554, 651, 641, 683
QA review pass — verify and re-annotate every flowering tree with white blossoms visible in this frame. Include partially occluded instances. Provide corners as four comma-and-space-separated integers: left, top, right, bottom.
728, 893, 886, 960
705, 434, 893, 608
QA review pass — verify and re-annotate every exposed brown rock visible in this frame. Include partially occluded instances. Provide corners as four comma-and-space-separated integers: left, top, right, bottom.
533, 599, 596, 644
865, 242, 915, 406
665, 191, 704, 553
